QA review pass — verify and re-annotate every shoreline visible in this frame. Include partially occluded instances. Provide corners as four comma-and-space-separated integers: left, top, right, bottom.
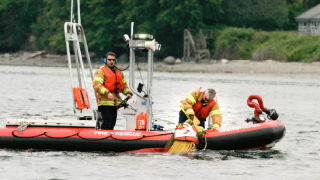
1, 52, 320, 75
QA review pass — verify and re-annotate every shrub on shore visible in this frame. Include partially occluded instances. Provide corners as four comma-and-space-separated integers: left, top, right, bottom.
214, 27, 320, 62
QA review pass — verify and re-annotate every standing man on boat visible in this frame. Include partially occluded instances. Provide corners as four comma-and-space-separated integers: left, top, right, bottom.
178, 88, 222, 129
93, 51, 132, 130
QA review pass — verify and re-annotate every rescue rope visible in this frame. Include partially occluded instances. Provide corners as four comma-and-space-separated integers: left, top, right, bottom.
12, 130, 45, 138
44, 132, 79, 139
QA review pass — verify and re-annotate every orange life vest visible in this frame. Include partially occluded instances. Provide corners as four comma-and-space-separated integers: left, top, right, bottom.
101, 66, 124, 93
192, 91, 216, 119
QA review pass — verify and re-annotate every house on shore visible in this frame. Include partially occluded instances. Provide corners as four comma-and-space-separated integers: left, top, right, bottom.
296, 4, 320, 35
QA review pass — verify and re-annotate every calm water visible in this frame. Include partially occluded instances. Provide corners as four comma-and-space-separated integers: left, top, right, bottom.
0, 65, 319, 179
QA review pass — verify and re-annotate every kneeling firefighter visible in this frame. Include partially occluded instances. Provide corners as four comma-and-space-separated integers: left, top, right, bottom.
178, 87, 222, 129
93, 51, 132, 130
168, 88, 222, 153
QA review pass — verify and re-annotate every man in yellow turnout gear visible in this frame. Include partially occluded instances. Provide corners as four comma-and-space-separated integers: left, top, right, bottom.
179, 88, 222, 129
93, 51, 132, 130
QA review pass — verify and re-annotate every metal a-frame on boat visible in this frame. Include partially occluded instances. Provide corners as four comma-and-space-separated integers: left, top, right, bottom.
64, 0, 96, 121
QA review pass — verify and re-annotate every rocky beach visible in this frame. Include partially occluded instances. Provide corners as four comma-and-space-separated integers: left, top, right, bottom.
1, 51, 320, 75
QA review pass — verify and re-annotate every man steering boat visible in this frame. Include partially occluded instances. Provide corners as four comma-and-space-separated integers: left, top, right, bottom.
93, 51, 132, 130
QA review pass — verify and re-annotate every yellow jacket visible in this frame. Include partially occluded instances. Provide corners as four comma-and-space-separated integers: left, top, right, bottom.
180, 89, 222, 129
93, 65, 132, 106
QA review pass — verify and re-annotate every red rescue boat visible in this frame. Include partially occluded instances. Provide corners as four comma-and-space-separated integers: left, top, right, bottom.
0, 115, 285, 152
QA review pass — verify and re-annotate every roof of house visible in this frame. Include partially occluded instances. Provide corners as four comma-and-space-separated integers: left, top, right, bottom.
296, 4, 320, 22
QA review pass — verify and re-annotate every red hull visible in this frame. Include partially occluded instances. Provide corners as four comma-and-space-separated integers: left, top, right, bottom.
0, 120, 285, 152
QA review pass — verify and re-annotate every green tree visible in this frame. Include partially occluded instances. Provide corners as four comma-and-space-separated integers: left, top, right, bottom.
286, 0, 305, 29
32, 0, 122, 57
201, 0, 224, 27
302, 0, 320, 8
31, 0, 69, 53
222, 0, 289, 30
155, 0, 205, 57
286, 0, 320, 30
0, 0, 42, 52
116, 0, 222, 57
82, 0, 123, 57
115, 0, 162, 56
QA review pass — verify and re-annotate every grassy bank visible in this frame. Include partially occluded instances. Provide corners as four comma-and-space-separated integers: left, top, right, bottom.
213, 27, 320, 63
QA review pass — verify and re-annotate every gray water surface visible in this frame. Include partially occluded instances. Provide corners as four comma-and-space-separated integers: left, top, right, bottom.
0, 65, 319, 179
